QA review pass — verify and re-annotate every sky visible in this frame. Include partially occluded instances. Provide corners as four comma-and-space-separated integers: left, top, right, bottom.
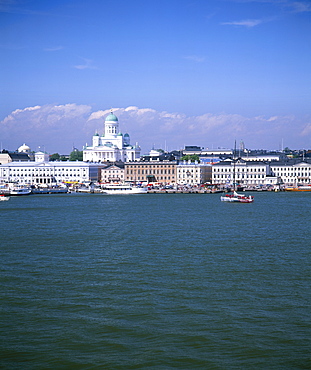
0, 0, 310, 154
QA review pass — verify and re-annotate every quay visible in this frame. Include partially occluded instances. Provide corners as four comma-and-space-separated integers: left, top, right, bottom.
147, 189, 221, 194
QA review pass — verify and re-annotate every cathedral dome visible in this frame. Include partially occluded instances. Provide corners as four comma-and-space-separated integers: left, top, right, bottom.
18, 143, 31, 153
105, 112, 118, 122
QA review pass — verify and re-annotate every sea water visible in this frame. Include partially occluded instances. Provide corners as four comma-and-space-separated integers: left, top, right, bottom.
0, 192, 310, 369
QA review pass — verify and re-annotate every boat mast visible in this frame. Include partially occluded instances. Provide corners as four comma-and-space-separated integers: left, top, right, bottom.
233, 140, 236, 191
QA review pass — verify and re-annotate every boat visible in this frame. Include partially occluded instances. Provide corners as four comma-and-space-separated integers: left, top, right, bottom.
102, 184, 148, 194
220, 141, 254, 203
220, 191, 254, 203
8, 184, 32, 196
0, 194, 10, 201
31, 184, 68, 194
285, 185, 311, 192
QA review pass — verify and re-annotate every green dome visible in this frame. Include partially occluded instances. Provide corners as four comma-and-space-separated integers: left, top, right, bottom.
105, 113, 118, 122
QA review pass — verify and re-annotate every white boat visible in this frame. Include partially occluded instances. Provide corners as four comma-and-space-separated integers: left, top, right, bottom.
0, 194, 10, 201
9, 185, 32, 196
102, 184, 148, 194
31, 184, 68, 194
220, 191, 254, 203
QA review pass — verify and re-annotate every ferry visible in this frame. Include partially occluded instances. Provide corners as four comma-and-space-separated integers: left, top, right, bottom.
9, 184, 32, 196
31, 184, 68, 194
102, 184, 148, 195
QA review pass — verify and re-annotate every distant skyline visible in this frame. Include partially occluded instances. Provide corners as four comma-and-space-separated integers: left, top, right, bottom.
1, 0, 310, 154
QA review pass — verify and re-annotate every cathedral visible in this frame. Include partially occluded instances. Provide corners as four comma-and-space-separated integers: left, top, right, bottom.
83, 111, 141, 162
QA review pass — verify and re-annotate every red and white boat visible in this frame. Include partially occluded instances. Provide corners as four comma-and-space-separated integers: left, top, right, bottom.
220, 191, 254, 203
0, 194, 10, 201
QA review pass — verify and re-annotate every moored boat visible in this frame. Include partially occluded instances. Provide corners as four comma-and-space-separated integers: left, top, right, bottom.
9, 184, 32, 196
285, 185, 311, 191
31, 184, 68, 194
102, 184, 148, 194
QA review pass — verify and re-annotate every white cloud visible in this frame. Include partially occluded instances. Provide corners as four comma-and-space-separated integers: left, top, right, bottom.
300, 122, 311, 136
0, 103, 92, 152
221, 19, 263, 27
73, 58, 98, 70
183, 55, 205, 63
286, 1, 311, 13
0, 104, 310, 153
44, 46, 64, 52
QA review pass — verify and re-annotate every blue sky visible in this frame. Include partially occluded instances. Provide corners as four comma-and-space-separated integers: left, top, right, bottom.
0, 0, 310, 154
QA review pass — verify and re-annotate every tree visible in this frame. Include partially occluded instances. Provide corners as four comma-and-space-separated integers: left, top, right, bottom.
50, 153, 60, 161
69, 150, 83, 161
181, 154, 200, 162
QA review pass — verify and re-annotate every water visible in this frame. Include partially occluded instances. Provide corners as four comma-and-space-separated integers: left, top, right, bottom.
1, 192, 310, 369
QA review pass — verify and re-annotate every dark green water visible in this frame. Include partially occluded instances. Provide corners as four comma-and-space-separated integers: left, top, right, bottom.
1, 192, 310, 369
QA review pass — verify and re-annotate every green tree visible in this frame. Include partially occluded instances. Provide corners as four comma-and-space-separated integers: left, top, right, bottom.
69, 150, 83, 161
181, 154, 200, 162
50, 153, 60, 161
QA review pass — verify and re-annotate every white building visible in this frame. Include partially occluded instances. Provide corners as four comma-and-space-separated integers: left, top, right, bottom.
212, 159, 277, 186
177, 161, 212, 185
0, 161, 105, 184
83, 111, 141, 163
101, 163, 125, 183
270, 161, 311, 186
241, 154, 282, 162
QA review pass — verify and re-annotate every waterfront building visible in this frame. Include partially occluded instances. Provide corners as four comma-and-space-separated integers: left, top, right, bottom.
270, 160, 311, 186
124, 160, 177, 184
101, 162, 125, 183
0, 160, 105, 184
176, 161, 212, 185
83, 111, 141, 163
212, 159, 276, 186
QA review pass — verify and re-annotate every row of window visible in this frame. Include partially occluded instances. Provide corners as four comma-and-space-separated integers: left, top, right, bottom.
213, 174, 265, 179
126, 169, 174, 175
126, 166, 175, 169
128, 176, 172, 181
214, 167, 266, 172
8, 168, 86, 172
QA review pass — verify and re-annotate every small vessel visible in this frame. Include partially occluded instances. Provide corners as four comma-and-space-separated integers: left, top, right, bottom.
220, 141, 254, 203
0, 194, 10, 201
285, 185, 311, 192
31, 184, 68, 194
220, 191, 254, 203
102, 184, 148, 194
9, 184, 32, 196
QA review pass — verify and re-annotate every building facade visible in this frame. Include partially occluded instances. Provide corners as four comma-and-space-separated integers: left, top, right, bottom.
124, 160, 177, 184
0, 161, 105, 184
176, 161, 212, 185
212, 159, 275, 186
270, 160, 311, 186
101, 162, 125, 183
83, 111, 141, 163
